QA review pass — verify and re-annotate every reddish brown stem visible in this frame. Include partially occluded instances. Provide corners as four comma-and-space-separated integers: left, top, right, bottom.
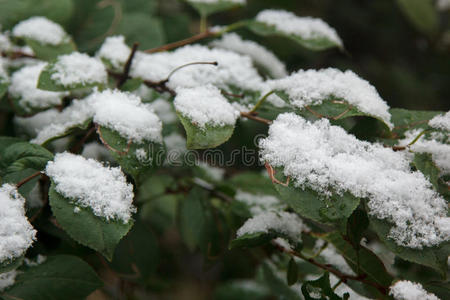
95, 124, 132, 155
117, 42, 139, 88
16, 171, 43, 188
144, 31, 216, 54
240, 112, 272, 125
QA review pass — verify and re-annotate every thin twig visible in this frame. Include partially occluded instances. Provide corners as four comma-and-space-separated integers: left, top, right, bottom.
144, 31, 216, 53
240, 112, 272, 125
162, 61, 218, 84
250, 90, 275, 113
117, 42, 139, 88
95, 124, 132, 155
16, 171, 42, 188
264, 162, 290, 186
70, 125, 96, 154
392, 129, 428, 151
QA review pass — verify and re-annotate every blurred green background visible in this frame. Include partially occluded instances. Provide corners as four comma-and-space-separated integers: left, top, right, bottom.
1, 0, 448, 111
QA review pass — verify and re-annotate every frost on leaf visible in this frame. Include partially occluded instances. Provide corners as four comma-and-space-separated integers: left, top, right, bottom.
96, 35, 131, 71
90, 89, 163, 144
210, 33, 287, 79
0, 184, 36, 263
268, 68, 393, 128
45, 52, 107, 89
428, 111, 450, 131
174, 85, 239, 129
131, 45, 263, 92
45, 152, 136, 223
389, 280, 440, 300
237, 211, 305, 243
259, 113, 449, 249
12, 16, 69, 46
9, 63, 66, 113
253, 9, 343, 50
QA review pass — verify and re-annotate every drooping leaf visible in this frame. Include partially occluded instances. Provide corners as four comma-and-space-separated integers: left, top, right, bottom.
396, 0, 438, 36
177, 113, 236, 149
3, 255, 102, 300
301, 272, 346, 300
48, 183, 134, 261
246, 20, 342, 51
369, 216, 450, 278
185, 0, 245, 17
179, 187, 207, 251
96, 126, 165, 182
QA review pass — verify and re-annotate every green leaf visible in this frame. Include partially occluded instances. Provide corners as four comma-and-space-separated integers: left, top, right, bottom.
396, 0, 438, 36
320, 232, 393, 293
185, 0, 245, 17
0, 78, 9, 99
346, 209, 369, 249
247, 20, 342, 51
3, 255, 102, 300
97, 126, 165, 182
230, 232, 275, 249
177, 113, 235, 149
274, 183, 360, 228
179, 187, 207, 251
0, 142, 54, 175
117, 13, 166, 50
370, 216, 450, 278
0, 257, 23, 275
37, 60, 105, 91
23, 38, 76, 61
301, 272, 345, 300
287, 258, 299, 286
228, 172, 278, 196
412, 153, 441, 190
110, 221, 159, 278
389, 108, 443, 138
48, 183, 134, 261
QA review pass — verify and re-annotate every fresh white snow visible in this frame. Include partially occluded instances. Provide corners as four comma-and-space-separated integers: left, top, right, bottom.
149, 98, 177, 124
96, 35, 131, 70
268, 68, 393, 128
428, 111, 450, 131
235, 190, 285, 215
255, 9, 342, 47
0, 270, 18, 291
45, 152, 136, 223
259, 113, 449, 249
174, 85, 239, 128
12, 16, 68, 45
389, 280, 440, 300
210, 33, 287, 78
0, 184, 36, 263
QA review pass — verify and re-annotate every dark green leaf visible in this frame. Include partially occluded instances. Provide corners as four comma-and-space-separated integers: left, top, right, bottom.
177, 113, 236, 149
179, 187, 207, 251
3, 255, 102, 300
370, 216, 449, 278
48, 183, 134, 260
117, 13, 166, 50
214, 280, 270, 300
24, 38, 76, 61
346, 209, 369, 249
247, 20, 343, 51
301, 272, 344, 300
287, 258, 299, 286
0, 257, 23, 275
230, 232, 274, 249
389, 108, 443, 138
228, 172, 278, 196
412, 153, 440, 190
1, 142, 53, 175
0, 79, 9, 99
186, 0, 245, 17
396, 0, 438, 35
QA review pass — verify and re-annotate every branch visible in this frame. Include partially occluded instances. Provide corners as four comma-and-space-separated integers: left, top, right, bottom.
272, 240, 388, 296
240, 112, 273, 125
117, 42, 139, 88
2, 50, 36, 59
144, 31, 216, 54
16, 171, 43, 188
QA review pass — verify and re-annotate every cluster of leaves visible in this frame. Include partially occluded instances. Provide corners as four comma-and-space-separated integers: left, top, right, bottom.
0, 1, 449, 300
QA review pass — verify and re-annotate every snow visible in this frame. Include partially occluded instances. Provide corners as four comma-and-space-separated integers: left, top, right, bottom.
390, 280, 440, 300
164, 133, 187, 154
12, 16, 68, 45
314, 240, 355, 275
45, 152, 136, 223
9, 63, 66, 113
255, 9, 343, 47
15, 109, 61, 137
0, 184, 36, 263
236, 211, 304, 241
81, 142, 113, 161
31, 98, 94, 145
210, 33, 287, 78
131, 45, 264, 92
50, 52, 107, 87
96, 35, 131, 70
0, 33, 12, 52
268, 68, 393, 128
398, 129, 450, 175
259, 113, 449, 249
174, 85, 239, 128
0, 270, 17, 291
198, 161, 225, 181
0, 57, 8, 80
437, 0, 450, 10
91, 89, 163, 143
235, 190, 285, 215
149, 98, 177, 124
428, 111, 450, 131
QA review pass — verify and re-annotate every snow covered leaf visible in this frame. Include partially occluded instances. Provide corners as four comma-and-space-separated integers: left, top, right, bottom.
389, 280, 440, 300
9, 63, 67, 116
45, 153, 136, 260
0, 142, 53, 176
301, 272, 344, 300
38, 52, 107, 91
232, 211, 305, 249
248, 10, 343, 51
96, 35, 131, 72
12, 16, 76, 60
396, 0, 438, 36
3, 255, 102, 300
369, 216, 450, 278
271, 68, 393, 132
185, 0, 246, 17
320, 232, 393, 297
174, 85, 239, 149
